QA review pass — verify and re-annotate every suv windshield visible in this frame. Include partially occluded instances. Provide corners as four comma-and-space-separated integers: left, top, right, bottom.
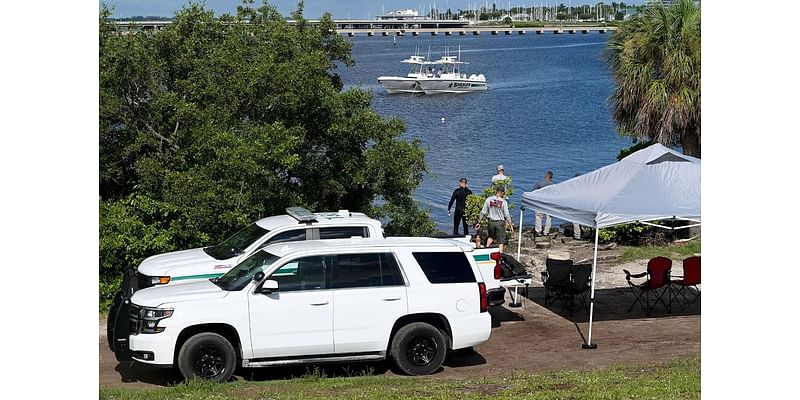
204, 223, 269, 260
215, 250, 280, 291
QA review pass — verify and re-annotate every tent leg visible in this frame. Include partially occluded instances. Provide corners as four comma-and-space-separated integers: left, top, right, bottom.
517, 208, 524, 260
582, 227, 599, 350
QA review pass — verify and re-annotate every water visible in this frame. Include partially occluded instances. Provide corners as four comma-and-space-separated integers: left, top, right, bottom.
336, 33, 632, 232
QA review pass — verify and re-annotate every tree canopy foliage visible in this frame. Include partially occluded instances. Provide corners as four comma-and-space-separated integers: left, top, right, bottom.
100, 0, 435, 301
604, 0, 700, 157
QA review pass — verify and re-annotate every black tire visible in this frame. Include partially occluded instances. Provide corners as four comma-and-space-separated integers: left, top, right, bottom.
390, 322, 447, 376
177, 332, 236, 383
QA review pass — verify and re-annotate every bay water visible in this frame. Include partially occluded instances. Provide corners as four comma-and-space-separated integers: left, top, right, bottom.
337, 32, 631, 232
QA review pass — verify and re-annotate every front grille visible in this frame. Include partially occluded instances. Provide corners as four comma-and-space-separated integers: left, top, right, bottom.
137, 273, 156, 289
129, 304, 143, 335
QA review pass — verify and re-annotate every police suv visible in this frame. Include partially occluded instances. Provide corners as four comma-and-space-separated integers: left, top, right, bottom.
111, 238, 493, 381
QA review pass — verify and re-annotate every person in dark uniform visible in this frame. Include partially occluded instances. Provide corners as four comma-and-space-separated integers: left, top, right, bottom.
447, 177, 473, 235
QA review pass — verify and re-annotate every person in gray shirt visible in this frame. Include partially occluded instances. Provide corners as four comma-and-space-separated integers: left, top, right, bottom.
476, 186, 514, 252
532, 171, 554, 236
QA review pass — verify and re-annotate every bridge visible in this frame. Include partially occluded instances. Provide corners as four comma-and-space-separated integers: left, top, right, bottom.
112, 19, 615, 36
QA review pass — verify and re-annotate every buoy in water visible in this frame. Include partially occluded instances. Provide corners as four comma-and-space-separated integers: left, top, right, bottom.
441, 117, 446, 122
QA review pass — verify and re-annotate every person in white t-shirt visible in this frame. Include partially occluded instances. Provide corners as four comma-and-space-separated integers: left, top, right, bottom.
491, 164, 507, 183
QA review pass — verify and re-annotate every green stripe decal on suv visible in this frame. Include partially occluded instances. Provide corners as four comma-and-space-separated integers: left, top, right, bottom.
172, 273, 225, 281
473, 254, 491, 262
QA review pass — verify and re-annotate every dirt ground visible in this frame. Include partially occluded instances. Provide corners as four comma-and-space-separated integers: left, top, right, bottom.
99, 234, 700, 388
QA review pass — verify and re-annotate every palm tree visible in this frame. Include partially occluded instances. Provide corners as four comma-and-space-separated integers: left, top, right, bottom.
604, 0, 700, 157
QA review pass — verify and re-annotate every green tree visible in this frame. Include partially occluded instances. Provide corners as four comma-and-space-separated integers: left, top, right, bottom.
604, 0, 701, 157
99, 1, 435, 304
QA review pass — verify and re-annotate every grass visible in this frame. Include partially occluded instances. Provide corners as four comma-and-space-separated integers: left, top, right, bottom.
99, 357, 699, 400
614, 239, 701, 265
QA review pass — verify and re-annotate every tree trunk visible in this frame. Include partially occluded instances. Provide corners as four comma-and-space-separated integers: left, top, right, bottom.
681, 130, 701, 158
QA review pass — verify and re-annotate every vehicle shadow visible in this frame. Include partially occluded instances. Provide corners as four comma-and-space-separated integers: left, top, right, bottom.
488, 305, 525, 328
113, 351, 489, 385
521, 286, 701, 322
241, 361, 393, 381
114, 362, 183, 386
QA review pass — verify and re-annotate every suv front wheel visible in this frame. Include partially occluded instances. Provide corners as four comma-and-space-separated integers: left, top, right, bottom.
390, 322, 448, 375
177, 332, 236, 383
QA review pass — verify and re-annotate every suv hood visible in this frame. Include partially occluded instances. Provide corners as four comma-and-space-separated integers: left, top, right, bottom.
137, 248, 232, 279
131, 279, 229, 307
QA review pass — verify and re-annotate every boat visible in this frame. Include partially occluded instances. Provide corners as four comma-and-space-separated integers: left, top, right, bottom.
417, 49, 487, 94
377, 55, 432, 94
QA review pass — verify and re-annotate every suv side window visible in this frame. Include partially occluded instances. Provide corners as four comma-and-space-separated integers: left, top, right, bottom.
268, 256, 328, 292
333, 253, 405, 289
257, 229, 307, 249
318, 226, 368, 240
412, 252, 477, 284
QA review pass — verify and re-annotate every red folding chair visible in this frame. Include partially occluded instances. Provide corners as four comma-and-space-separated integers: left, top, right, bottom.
670, 256, 700, 311
623, 257, 672, 315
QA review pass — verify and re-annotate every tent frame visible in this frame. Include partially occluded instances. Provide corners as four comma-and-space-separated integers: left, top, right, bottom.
515, 210, 698, 349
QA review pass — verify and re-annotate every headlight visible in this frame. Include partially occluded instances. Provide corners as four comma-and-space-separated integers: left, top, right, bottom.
139, 306, 173, 334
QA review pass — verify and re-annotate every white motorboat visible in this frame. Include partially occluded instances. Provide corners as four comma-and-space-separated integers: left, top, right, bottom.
417, 52, 487, 94
377, 55, 432, 94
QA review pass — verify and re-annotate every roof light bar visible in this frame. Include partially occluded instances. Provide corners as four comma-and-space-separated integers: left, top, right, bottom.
286, 207, 318, 223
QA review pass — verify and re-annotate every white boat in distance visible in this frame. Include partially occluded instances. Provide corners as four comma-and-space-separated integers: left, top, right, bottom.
377, 55, 432, 94
418, 52, 488, 95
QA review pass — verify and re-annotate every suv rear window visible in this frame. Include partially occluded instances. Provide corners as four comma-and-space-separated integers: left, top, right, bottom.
412, 252, 477, 284
333, 253, 405, 289
319, 226, 368, 239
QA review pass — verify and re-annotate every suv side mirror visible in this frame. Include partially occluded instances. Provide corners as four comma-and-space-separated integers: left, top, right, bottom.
260, 279, 279, 294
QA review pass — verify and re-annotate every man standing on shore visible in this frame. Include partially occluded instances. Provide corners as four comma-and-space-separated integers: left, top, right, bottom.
447, 178, 473, 235
533, 171, 554, 236
476, 186, 514, 253
491, 164, 507, 184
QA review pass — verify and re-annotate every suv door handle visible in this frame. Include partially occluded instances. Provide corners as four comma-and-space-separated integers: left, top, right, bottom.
309, 301, 329, 306
382, 297, 402, 302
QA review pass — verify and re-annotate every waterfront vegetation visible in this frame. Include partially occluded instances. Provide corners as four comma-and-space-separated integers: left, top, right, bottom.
99, 357, 699, 400
615, 239, 701, 265
99, 0, 437, 308
605, 0, 701, 157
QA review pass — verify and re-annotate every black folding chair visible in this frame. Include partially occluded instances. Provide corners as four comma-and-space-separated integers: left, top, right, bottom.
563, 263, 592, 315
541, 258, 572, 308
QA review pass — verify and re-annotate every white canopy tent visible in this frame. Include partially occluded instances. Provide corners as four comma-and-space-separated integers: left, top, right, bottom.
518, 143, 700, 348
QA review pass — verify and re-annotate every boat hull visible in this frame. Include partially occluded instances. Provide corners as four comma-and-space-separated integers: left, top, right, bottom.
418, 79, 488, 94
377, 77, 422, 94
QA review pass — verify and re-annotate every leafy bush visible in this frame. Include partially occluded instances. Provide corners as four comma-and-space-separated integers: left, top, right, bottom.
99, 2, 434, 309
595, 221, 695, 245
463, 177, 515, 228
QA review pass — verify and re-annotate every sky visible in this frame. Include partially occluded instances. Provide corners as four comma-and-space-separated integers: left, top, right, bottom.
102, 0, 646, 19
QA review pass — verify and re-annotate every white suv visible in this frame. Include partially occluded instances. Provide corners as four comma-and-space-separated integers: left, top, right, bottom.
112, 237, 492, 380
133, 208, 384, 289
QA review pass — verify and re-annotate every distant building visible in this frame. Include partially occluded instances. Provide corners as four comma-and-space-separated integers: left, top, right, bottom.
378, 9, 426, 20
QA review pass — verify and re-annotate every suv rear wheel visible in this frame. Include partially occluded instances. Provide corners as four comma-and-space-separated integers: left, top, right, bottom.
390, 322, 447, 375
177, 332, 236, 382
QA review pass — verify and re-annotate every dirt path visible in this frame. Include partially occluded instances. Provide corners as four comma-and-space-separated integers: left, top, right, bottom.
100, 237, 701, 388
